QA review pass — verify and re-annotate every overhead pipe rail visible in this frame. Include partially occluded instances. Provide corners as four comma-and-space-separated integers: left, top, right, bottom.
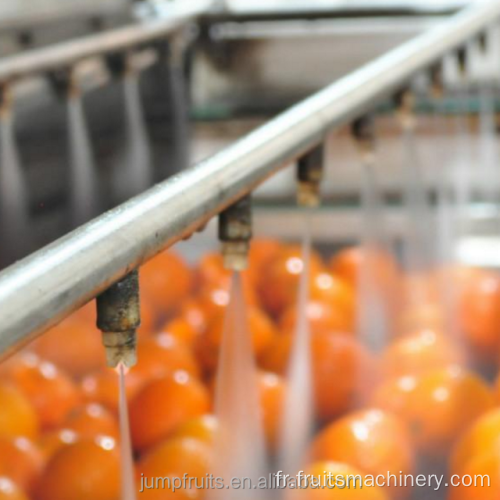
200, 0, 464, 23
0, 4, 204, 84
0, 0, 499, 363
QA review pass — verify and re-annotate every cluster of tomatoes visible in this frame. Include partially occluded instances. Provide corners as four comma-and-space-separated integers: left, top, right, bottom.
0, 240, 500, 500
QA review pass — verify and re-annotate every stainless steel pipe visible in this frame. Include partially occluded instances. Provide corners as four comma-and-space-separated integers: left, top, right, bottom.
0, 7, 201, 83
0, 0, 499, 357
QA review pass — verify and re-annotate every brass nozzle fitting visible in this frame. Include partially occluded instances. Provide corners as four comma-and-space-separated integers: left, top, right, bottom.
48, 68, 79, 100
219, 195, 252, 271
352, 115, 376, 161
297, 144, 324, 208
153, 34, 186, 70
478, 31, 488, 54
96, 270, 140, 368
106, 52, 135, 79
429, 64, 444, 100
457, 46, 467, 79
395, 88, 416, 131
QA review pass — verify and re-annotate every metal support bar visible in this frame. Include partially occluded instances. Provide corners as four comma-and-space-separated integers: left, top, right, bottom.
0, 0, 499, 358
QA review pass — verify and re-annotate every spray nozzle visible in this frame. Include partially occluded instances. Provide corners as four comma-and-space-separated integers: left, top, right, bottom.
96, 270, 140, 369
457, 46, 468, 78
297, 144, 324, 208
48, 68, 79, 99
106, 53, 129, 78
429, 63, 444, 100
352, 115, 376, 157
219, 195, 252, 271
395, 88, 416, 131
478, 31, 488, 54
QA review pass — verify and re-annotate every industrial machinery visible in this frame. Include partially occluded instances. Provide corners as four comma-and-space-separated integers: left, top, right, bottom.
0, 3, 500, 499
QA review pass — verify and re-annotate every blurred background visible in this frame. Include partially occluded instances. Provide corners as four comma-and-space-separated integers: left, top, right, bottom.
0, 0, 495, 268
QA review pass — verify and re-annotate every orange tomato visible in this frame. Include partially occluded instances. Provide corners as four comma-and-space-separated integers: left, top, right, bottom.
330, 246, 400, 287
295, 461, 389, 500
80, 368, 143, 415
450, 407, 500, 476
329, 246, 364, 286
309, 272, 356, 326
4, 353, 81, 429
139, 299, 156, 335
138, 436, 212, 483
434, 264, 484, 283
37, 429, 79, 461
178, 299, 209, 335
67, 302, 95, 324
259, 332, 292, 374
495, 371, 500, 403
140, 251, 193, 320
129, 371, 210, 452
280, 300, 354, 336
160, 317, 200, 347
311, 409, 414, 499
0, 354, 26, 379
195, 306, 277, 373
372, 367, 494, 457
35, 436, 120, 500
402, 272, 440, 308
397, 302, 446, 336
32, 318, 105, 379
137, 484, 200, 500
0, 382, 38, 439
261, 331, 378, 422
196, 253, 229, 287
63, 403, 119, 439
248, 239, 282, 274
382, 328, 464, 379
448, 449, 500, 500
329, 247, 402, 332
137, 437, 212, 500
194, 287, 230, 324
172, 414, 218, 444
0, 437, 43, 493
0, 477, 29, 500
455, 269, 500, 361
433, 264, 486, 300
258, 371, 285, 448
131, 333, 200, 383
258, 245, 324, 317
